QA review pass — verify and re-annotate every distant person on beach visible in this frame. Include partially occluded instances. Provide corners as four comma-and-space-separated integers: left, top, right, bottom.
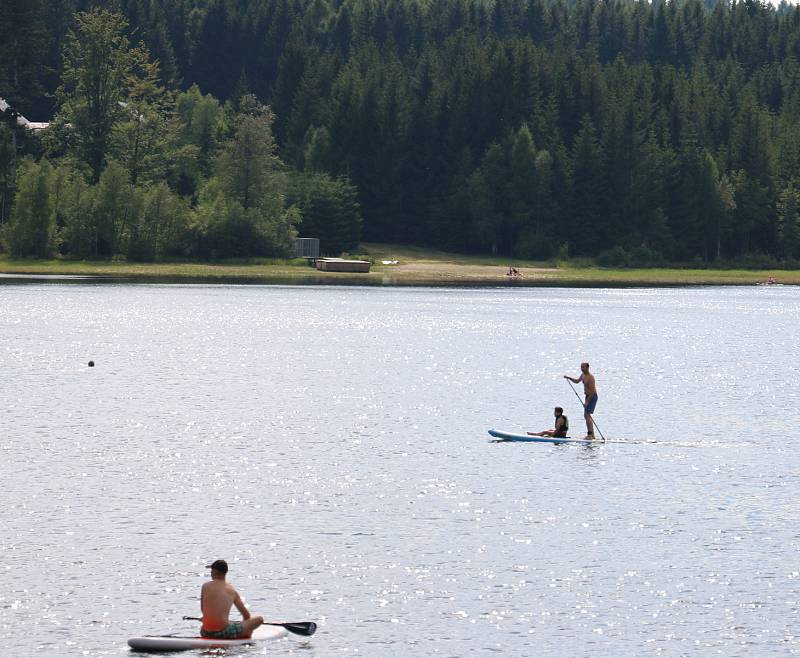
200, 560, 263, 639
565, 362, 597, 439
528, 407, 569, 438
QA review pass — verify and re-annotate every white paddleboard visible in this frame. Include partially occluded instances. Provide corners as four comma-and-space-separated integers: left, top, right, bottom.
128, 624, 287, 652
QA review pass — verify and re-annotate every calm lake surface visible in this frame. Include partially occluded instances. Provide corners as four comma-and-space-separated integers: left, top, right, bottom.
1, 282, 799, 657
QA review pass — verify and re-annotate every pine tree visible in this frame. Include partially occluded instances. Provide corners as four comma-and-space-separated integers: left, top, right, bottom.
777, 182, 800, 259
0, 123, 15, 223
569, 115, 604, 255
0, 0, 49, 112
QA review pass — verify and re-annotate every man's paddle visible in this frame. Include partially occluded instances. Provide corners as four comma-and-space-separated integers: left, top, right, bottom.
565, 379, 606, 442
182, 616, 317, 637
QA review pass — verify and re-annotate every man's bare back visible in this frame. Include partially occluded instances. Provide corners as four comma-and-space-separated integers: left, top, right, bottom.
201, 580, 243, 629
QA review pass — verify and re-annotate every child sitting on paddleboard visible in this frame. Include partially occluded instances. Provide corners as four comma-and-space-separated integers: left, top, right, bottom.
528, 407, 568, 438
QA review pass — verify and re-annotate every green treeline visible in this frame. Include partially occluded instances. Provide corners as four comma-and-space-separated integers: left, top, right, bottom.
3, 0, 800, 263
0, 7, 362, 260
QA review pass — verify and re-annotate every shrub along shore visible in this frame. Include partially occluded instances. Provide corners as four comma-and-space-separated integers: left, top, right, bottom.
0, 244, 797, 287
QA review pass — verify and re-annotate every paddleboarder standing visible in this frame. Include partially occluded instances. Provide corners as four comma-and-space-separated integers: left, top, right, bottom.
200, 560, 264, 639
565, 362, 598, 439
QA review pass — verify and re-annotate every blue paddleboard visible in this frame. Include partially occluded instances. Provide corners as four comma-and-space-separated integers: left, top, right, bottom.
488, 428, 600, 444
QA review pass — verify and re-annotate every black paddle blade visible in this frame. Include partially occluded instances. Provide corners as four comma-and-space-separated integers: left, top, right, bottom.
270, 621, 317, 636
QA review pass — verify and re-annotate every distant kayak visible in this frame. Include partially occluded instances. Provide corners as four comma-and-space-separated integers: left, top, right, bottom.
127, 625, 286, 651
488, 428, 600, 444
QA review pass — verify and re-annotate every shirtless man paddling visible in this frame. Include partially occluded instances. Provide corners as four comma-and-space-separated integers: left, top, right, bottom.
565, 362, 598, 439
200, 560, 264, 639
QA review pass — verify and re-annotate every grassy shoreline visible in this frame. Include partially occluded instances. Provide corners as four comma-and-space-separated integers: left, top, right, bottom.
0, 244, 797, 286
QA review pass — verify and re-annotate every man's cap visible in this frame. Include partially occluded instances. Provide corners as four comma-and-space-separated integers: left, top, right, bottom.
206, 559, 228, 574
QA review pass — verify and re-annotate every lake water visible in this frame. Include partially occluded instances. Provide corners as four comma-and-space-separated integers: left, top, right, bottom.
1, 282, 799, 657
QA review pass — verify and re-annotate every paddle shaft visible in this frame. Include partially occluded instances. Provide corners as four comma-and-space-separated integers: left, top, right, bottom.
182, 616, 316, 637
566, 379, 606, 442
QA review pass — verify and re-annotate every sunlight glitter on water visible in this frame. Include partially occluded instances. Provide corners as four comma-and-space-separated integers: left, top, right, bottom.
1, 284, 799, 656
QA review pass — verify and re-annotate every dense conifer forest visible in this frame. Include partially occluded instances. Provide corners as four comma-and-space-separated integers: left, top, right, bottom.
2, 0, 800, 264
